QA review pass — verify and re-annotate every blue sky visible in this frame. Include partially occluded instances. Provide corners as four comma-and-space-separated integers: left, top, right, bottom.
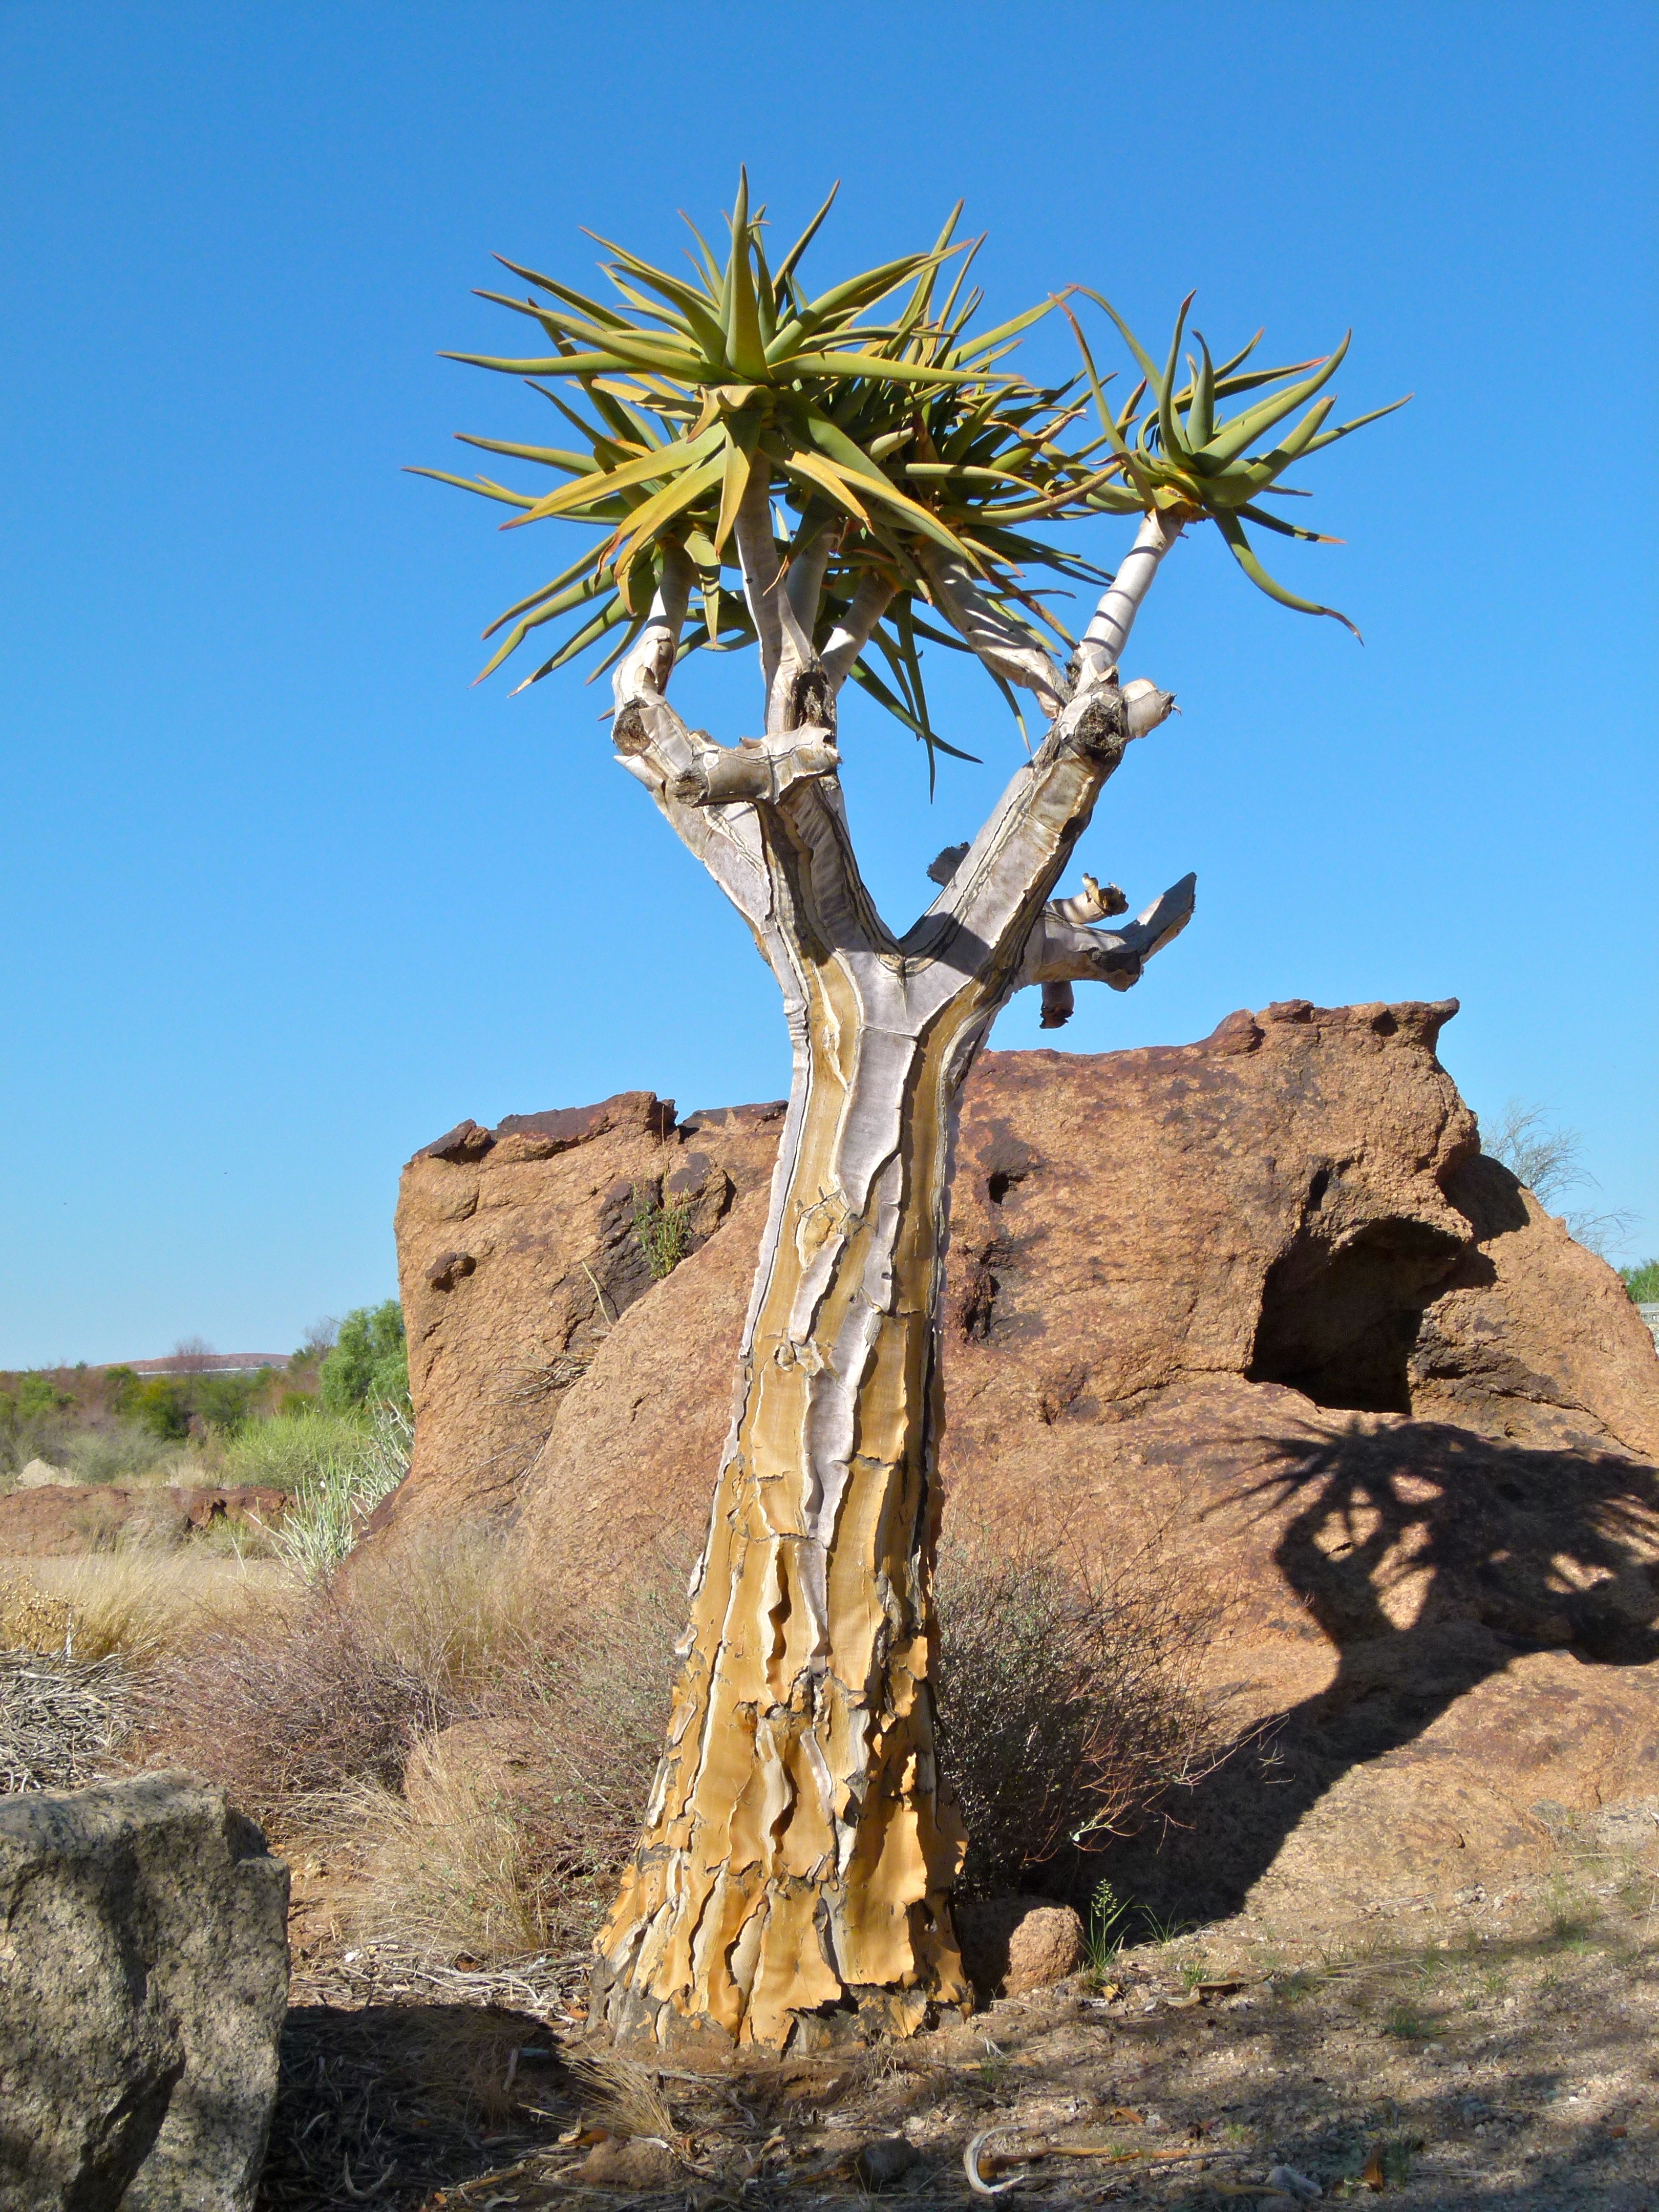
1, 1, 1653, 1366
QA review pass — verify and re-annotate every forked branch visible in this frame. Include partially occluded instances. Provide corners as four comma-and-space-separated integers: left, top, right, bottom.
1029, 869, 1196, 1027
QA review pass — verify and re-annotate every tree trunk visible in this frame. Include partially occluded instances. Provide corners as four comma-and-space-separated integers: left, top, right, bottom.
592, 966, 977, 2050
591, 672, 1189, 2053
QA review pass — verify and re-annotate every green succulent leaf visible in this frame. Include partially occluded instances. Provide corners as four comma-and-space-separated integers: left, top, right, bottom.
421, 180, 1407, 745
1213, 511, 1361, 638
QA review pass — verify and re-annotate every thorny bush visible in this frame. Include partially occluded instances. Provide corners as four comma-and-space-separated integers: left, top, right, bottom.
933, 1525, 1230, 1895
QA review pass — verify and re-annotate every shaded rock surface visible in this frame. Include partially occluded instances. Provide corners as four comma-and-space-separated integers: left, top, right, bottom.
385, 1001, 1659, 1931
0, 1772, 289, 2211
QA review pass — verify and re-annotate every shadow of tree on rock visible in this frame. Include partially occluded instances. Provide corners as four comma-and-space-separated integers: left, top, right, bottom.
1086, 1418, 1659, 1928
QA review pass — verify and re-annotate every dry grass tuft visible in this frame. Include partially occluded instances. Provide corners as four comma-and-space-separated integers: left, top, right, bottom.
565, 2048, 681, 2142
16, 1551, 286, 1664
330, 1561, 683, 1967
142, 1527, 680, 1969
1, 1556, 301, 1795
142, 1586, 443, 1807
343, 1754, 556, 1966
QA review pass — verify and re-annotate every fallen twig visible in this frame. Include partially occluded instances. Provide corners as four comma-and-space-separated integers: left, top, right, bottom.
965, 2127, 1252, 2196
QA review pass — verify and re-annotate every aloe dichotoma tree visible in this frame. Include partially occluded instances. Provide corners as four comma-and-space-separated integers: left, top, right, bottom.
421, 180, 1405, 2052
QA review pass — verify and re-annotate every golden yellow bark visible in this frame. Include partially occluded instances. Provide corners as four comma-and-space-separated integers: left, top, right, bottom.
594, 677, 1154, 2054
593, 835, 1006, 2051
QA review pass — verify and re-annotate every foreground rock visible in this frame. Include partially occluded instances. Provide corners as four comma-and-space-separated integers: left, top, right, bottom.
384, 1001, 1659, 1933
0, 1773, 289, 2211
954, 1897, 1087, 1999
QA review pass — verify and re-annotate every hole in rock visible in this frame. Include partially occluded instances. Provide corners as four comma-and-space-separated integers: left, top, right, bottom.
1247, 1218, 1465, 1414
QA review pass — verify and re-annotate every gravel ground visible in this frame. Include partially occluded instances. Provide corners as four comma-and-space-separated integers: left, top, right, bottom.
267, 1867, 1658, 2211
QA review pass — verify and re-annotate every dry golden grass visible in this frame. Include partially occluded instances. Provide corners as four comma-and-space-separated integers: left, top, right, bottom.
341, 1752, 557, 1967
1, 1552, 294, 1796
343, 1525, 551, 1686
0, 1570, 75, 1655
4, 1551, 296, 1663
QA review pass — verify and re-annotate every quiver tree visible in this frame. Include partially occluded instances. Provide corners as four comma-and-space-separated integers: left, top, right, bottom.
421, 179, 1405, 2052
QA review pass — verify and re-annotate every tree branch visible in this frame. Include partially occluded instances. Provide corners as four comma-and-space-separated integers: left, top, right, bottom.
1023, 870, 1197, 1024
913, 543, 1067, 717
1077, 507, 1183, 680
611, 544, 695, 710
785, 520, 836, 643
903, 676, 1176, 1005
820, 572, 896, 694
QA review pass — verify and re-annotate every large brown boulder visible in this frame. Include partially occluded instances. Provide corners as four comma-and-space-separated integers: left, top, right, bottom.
385, 1001, 1659, 1930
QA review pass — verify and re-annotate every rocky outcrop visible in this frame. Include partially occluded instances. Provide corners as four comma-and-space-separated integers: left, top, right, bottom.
387, 1091, 785, 1540
384, 1001, 1659, 1929
0, 1484, 290, 1558
0, 1773, 289, 2210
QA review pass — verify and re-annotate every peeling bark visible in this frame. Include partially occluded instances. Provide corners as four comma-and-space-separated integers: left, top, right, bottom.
591, 521, 1190, 2053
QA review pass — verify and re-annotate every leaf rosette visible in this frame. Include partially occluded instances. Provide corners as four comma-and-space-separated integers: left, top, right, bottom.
415, 175, 1407, 754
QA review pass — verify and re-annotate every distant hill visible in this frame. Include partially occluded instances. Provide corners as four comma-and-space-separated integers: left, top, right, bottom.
121, 1354, 291, 1377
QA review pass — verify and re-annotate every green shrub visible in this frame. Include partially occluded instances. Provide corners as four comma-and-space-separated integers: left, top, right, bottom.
129, 1377, 193, 1441
102, 1366, 140, 1416
59, 1423, 173, 1485
1622, 1258, 1659, 1304
16, 1374, 71, 1420
320, 1302, 409, 1414
633, 1185, 695, 1279
222, 1403, 372, 1491
191, 1371, 263, 1431
220, 1401, 411, 1581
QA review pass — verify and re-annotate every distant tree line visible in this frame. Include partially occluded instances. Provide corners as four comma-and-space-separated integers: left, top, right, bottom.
0, 1300, 409, 1459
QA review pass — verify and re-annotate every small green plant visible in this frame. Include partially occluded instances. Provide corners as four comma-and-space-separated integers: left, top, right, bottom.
1379, 2138, 1420, 2185
1178, 1954, 1213, 1990
1383, 1997, 1433, 2039
1617, 1867, 1658, 1918
633, 1186, 695, 1280
1084, 1877, 1132, 1975
1139, 1904, 1194, 1946
1544, 1881, 1599, 1944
